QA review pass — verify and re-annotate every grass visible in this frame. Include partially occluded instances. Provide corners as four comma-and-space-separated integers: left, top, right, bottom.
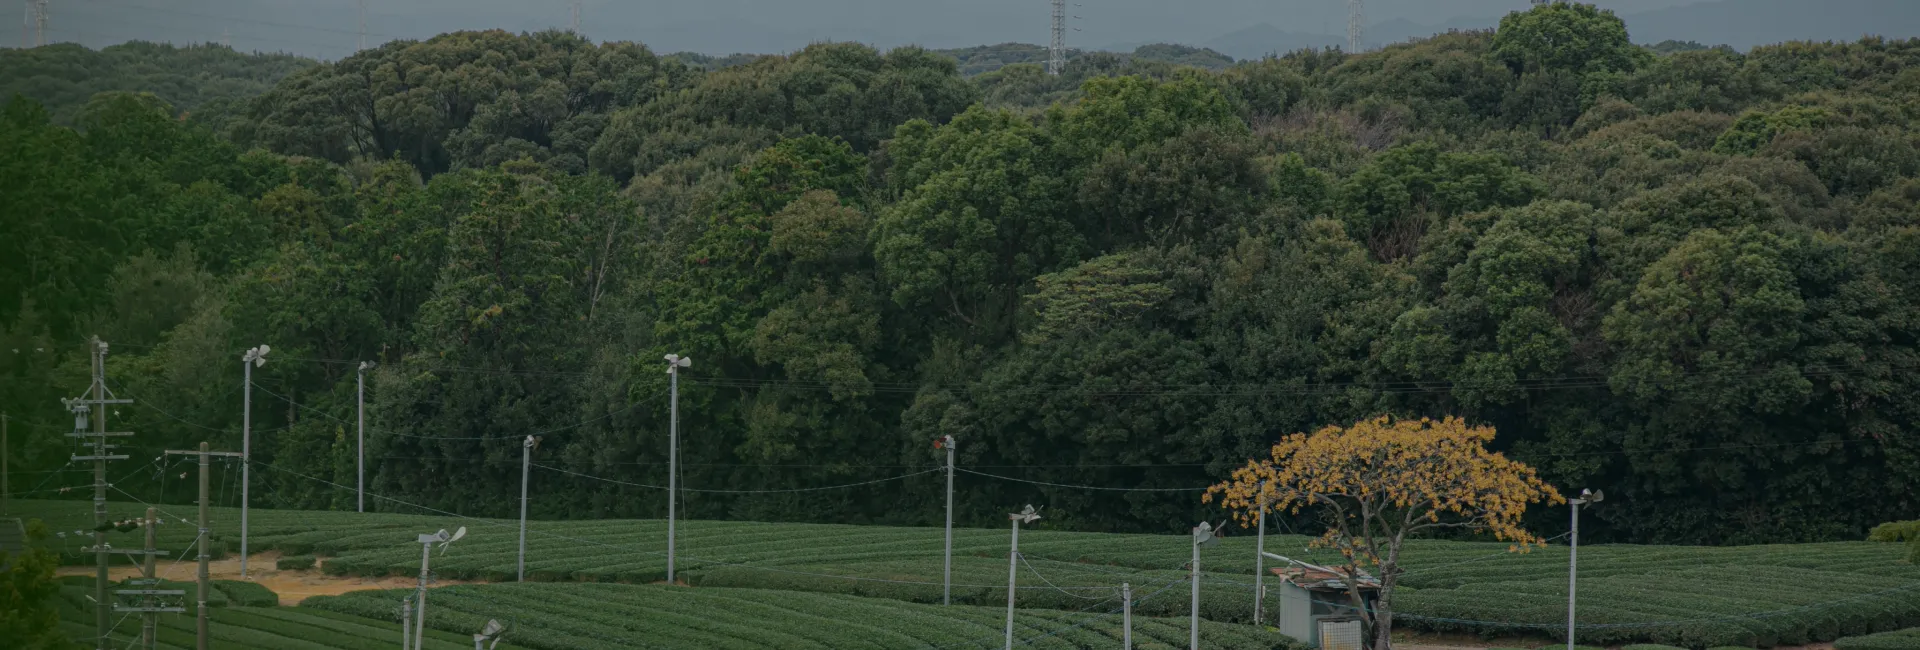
17, 498, 1920, 647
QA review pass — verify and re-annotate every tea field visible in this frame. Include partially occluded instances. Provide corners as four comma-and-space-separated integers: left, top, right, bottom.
51, 576, 522, 650
304, 582, 1289, 649
18, 499, 1920, 647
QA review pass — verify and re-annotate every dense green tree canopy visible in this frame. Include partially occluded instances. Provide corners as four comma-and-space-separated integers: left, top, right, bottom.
5, 3, 1920, 544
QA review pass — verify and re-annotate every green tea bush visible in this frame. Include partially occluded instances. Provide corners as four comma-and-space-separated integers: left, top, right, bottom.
1868, 521, 1920, 543
214, 579, 279, 607
1836, 628, 1920, 650
276, 554, 315, 570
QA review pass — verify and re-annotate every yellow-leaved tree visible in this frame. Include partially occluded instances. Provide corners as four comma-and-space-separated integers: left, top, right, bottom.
1205, 416, 1563, 649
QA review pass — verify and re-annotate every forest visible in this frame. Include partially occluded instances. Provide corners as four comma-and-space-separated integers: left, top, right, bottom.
3, 3, 1918, 546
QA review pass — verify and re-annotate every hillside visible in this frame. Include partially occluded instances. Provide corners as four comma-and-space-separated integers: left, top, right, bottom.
0, 41, 313, 127
3, 4, 1920, 555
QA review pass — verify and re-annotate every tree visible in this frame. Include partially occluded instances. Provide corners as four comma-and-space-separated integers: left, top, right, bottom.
0, 520, 75, 650
1205, 416, 1563, 649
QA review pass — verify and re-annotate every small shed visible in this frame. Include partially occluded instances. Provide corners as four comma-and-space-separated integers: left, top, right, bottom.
1269, 565, 1380, 650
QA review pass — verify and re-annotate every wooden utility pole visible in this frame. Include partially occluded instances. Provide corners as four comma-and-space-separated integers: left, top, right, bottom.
166, 442, 240, 650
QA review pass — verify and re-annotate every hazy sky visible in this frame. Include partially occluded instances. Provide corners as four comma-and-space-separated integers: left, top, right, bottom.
25, 0, 1920, 60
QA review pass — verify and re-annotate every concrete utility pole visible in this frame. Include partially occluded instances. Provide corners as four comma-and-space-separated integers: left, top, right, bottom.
1253, 481, 1267, 626
1122, 582, 1133, 650
941, 434, 955, 606
1047, 0, 1066, 75
1191, 521, 1219, 650
357, 361, 373, 513
664, 354, 689, 584
240, 344, 269, 577
1004, 505, 1040, 650
165, 443, 241, 650
3, 411, 9, 514
1345, 0, 1364, 53
72, 338, 132, 650
1567, 489, 1603, 650
142, 507, 157, 647
518, 435, 538, 582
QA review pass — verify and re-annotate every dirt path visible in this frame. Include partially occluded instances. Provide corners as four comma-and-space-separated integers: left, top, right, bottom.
55, 551, 477, 605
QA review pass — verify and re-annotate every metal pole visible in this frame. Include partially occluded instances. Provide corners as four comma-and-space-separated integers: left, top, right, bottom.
356, 363, 365, 514
400, 594, 413, 650
143, 506, 157, 650
1005, 518, 1020, 650
240, 357, 251, 578
943, 435, 955, 606
1567, 501, 1579, 650
415, 542, 430, 648
519, 436, 531, 582
1191, 528, 1201, 650
667, 362, 679, 585
93, 339, 109, 650
2, 411, 9, 514
1254, 482, 1266, 626
1122, 582, 1133, 650
196, 443, 209, 650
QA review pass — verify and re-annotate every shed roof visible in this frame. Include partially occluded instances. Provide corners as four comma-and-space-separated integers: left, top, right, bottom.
1270, 566, 1381, 591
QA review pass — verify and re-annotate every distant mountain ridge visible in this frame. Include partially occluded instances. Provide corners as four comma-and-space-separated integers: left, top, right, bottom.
1184, 0, 1920, 60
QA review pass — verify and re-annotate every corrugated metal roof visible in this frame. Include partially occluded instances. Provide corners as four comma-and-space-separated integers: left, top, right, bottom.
1270, 565, 1381, 590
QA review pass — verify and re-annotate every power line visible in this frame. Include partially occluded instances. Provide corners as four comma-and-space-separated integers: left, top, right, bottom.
532, 462, 943, 494
958, 468, 1213, 492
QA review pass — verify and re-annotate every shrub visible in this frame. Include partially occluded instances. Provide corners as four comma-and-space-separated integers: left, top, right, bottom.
1868, 521, 1920, 543
213, 579, 279, 607
275, 554, 315, 571
1835, 628, 1920, 650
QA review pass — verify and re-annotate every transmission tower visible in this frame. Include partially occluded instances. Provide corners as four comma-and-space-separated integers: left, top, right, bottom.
570, 1, 580, 34
27, 0, 46, 47
1047, 0, 1065, 76
1345, 0, 1363, 53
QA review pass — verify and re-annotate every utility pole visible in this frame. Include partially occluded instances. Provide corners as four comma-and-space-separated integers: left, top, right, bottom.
406, 528, 466, 650
72, 337, 131, 650
357, 361, 373, 513
142, 507, 157, 648
1345, 0, 1364, 53
1004, 505, 1040, 650
400, 594, 414, 650
1191, 521, 1219, 650
518, 435, 538, 582
1567, 489, 1602, 650
663, 354, 689, 584
1253, 481, 1267, 626
941, 434, 955, 606
1047, 0, 1066, 75
1121, 582, 1133, 650
240, 345, 269, 578
3, 411, 9, 514
110, 506, 185, 650
165, 443, 240, 650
